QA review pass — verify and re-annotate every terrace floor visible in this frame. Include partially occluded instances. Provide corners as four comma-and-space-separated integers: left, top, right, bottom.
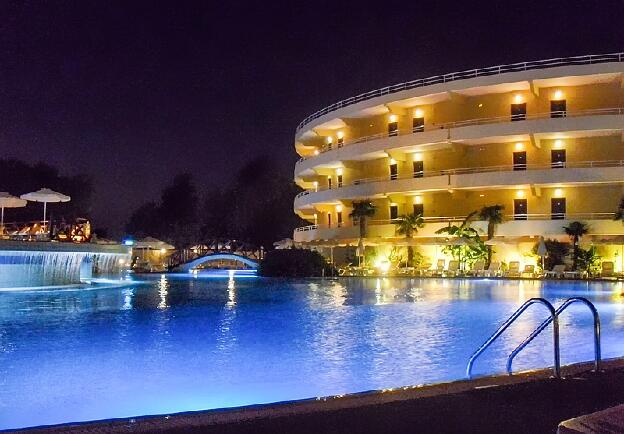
17, 359, 624, 434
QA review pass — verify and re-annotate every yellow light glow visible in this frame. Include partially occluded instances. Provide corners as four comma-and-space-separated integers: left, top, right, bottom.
337, 131, 344, 139
313, 181, 318, 191
414, 196, 423, 204
160, 248, 166, 254
479, 194, 485, 197
389, 158, 397, 165
478, 103, 483, 108
389, 114, 398, 123
336, 168, 343, 176
336, 205, 342, 212
313, 149, 319, 155
326, 136, 333, 144
553, 139, 564, 149
327, 176, 331, 180
516, 190, 525, 198
554, 188, 564, 197
514, 142, 524, 151
553, 90, 564, 100
413, 153, 423, 161
514, 94, 523, 104
390, 202, 397, 207
414, 108, 424, 118
375, 258, 391, 274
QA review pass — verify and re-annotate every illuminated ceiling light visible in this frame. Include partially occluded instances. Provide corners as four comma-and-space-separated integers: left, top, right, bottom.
553, 139, 564, 149
514, 94, 523, 104
337, 131, 344, 139
516, 190, 525, 198
414, 196, 423, 204
479, 194, 485, 197
553, 90, 564, 100
160, 248, 167, 254
327, 176, 331, 179
313, 149, 319, 155
326, 136, 333, 144
413, 152, 423, 161
554, 188, 564, 197
414, 108, 424, 118
336, 205, 343, 212
478, 103, 483, 108
389, 158, 397, 165
514, 142, 524, 151
389, 114, 398, 123
390, 202, 397, 207
336, 168, 343, 176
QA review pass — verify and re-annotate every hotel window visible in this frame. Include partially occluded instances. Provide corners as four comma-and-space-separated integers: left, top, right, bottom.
389, 163, 398, 180
513, 151, 527, 171
388, 121, 399, 137
327, 213, 332, 228
513, 199, 528, 220
337, 174, 343, 187
413, 116, 425, 133
551, 197, 566, 220
413, 203, 424, 216
551, 99, 567, 118
337, 137, 344, 148
390, 204, 399, 221
551, 149, 566, 168
413, 160, 424, 178
511, 103, 526, 121
337, 211, 343, 227
327, 177, 332, 190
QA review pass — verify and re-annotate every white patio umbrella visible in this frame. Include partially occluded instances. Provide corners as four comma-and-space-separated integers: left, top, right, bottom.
537, 236, 548, 270
0, 192, 27, 232
20, 188, 71, 228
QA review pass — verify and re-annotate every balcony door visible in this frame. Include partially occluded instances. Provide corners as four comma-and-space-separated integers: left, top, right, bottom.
389, 163, 398, 180
551, 149, 566, 168
551, 198, 566, 220
513, 199, 528, 220
413, 160, 424, 178
413, 203, 424, 217
551, 100, 567, 118
511, 103, 526, 121
513, 151, 527, 170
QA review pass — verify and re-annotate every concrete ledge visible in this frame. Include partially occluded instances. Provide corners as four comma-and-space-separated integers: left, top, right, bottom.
0, 240, 130, 255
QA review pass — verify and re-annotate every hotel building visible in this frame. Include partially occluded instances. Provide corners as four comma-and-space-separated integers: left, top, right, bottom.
292, 53, 624, 271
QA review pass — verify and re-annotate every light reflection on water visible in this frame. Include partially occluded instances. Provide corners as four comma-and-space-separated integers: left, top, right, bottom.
0, 276, 622, 430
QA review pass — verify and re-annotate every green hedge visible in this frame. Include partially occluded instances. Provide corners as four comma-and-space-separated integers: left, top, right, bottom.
259, 249, 332, 277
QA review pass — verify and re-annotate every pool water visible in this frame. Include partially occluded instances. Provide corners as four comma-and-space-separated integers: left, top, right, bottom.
1, 276, 623, 430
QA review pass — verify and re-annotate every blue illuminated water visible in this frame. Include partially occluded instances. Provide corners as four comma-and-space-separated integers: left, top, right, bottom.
1, 276, 623, 430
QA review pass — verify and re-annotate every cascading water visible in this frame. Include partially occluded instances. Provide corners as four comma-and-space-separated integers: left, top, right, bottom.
0, 250, 129, 289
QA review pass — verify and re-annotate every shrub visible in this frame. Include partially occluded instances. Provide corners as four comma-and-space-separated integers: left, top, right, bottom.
259, 249, 333, 277
532, 239, 570, 270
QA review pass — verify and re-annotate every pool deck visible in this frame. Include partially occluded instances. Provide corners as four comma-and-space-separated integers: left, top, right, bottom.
14, 359, 624, 434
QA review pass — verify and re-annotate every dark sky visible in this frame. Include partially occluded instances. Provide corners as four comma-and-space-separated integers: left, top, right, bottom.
0, 0, 623, 233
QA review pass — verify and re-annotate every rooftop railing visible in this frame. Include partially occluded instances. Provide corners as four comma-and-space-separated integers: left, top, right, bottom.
297, 106, 624, 163
296, 52, 624, 133
295, 159, 624, 199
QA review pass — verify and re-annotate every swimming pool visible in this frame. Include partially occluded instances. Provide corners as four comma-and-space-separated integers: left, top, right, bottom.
1, 276, 623, 430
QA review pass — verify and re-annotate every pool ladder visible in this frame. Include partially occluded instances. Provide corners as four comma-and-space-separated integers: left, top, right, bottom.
466, 297, 601, 379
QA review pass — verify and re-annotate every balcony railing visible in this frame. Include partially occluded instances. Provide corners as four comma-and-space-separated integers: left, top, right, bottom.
294, 213, 617, 234
296, 52, 624, 133
295, 159, 624, 199
297, 106, 624, 163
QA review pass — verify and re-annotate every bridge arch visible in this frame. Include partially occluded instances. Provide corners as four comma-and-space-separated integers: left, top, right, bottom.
176, 253, 259, 272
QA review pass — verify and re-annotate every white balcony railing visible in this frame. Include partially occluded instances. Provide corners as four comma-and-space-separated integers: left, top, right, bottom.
298, 106, 624, 163
296, 52, 624, 133
295, 159, 624, 199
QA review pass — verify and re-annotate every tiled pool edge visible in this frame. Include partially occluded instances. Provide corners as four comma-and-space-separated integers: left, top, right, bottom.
13, 357, 624, 433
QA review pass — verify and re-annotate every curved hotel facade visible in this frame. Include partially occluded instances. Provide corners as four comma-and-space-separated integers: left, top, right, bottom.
292, 53, 624, 271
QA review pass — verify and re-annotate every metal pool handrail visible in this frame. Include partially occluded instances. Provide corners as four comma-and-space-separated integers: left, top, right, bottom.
466, 298, 560, 379
506, 297, 601, 375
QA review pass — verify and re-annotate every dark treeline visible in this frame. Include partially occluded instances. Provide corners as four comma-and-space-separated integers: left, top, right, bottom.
125, 156, 305, 249
0, 159, 93, 222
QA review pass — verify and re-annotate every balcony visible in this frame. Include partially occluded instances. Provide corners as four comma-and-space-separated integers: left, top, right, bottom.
294, 160, 624, 210
293, 214, 620, 243
296, 52, 624, 134
295, 107, 624, 177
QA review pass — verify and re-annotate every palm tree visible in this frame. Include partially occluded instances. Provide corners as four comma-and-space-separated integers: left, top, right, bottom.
349, 201, 376, 238
563, 221, 589, 270
435, 211, 486, 269
478, 204, 505, 267
394, 213, 425, 266
614, 196, 624, 222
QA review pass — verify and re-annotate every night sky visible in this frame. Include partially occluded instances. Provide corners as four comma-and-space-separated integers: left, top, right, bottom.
0, 0, 623, 233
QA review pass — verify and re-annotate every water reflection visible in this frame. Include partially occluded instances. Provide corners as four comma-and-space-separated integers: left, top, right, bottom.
158, 274, 169, 310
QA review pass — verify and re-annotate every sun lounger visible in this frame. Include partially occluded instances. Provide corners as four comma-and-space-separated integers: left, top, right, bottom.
521, 264, 536, 278
601, 261, 615, 278
545, 264, 566, 278
466, 260, 485, 276
483, 261, 501, 277
505, 261, 521, 277
446, 260, 460, 276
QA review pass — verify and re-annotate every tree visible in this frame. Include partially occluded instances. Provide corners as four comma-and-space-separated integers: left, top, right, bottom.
435, 211, 487, 269
394, 213, 424, 266
259, 249, 333, 277
531, 239, 569, 271
478, 204, 505, 267
563, 221, 590, 270
349, 201, 376, 238
615, 196, 624, 222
